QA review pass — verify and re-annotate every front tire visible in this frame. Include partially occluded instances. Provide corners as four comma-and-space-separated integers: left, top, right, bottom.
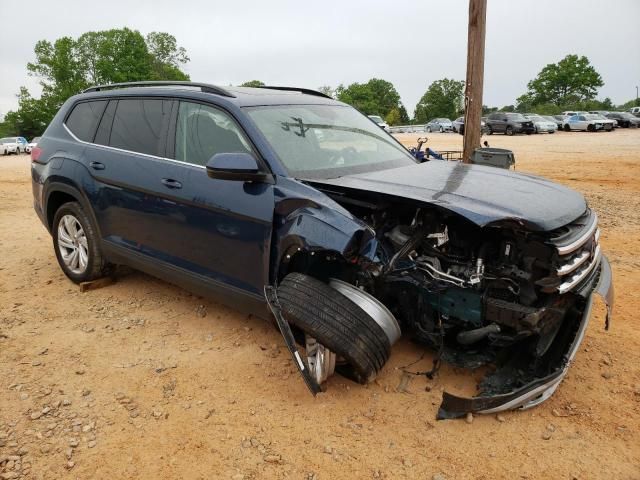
439, 126, 444, 133
278, 273, 391, 384
52, 202, 110, 283
564, 124, 571, 132
587, 124, 595, 132
426, 126, 432, 133
506, 126, 514, 136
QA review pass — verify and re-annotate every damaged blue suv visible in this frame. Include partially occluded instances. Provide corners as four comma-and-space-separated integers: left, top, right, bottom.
32, 81, 613, 419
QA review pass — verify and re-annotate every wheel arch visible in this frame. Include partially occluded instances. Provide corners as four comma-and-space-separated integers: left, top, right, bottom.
43, 180, 101, 238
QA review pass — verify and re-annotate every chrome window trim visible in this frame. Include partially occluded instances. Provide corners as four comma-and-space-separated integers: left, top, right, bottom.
63, 123, 206, 170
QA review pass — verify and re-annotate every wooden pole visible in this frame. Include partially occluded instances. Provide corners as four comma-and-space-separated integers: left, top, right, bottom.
462, 0, 487, 164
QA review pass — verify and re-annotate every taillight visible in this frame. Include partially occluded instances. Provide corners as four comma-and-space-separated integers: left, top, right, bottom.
31, 146, 42, 162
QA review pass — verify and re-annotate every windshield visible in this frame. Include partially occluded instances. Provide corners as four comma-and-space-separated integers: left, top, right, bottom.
246, 104, 416, 179
619, 112, 635, 119
585, 114, 601, 120
437, 118, 450, 123
0, 137, 17, 143
506, 113, 527, 121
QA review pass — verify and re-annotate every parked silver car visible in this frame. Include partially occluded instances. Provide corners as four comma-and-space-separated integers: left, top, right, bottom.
524, 114, 557, 133
426, 118, 453, 133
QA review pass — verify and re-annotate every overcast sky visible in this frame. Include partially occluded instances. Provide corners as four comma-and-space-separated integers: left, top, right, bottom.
1, 0, 638, 119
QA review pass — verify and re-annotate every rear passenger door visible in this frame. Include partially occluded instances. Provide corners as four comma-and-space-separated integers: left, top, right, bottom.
81, 97, 189, 262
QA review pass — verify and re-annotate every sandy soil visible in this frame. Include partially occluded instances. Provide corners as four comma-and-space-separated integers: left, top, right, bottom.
1, 129, 639, 479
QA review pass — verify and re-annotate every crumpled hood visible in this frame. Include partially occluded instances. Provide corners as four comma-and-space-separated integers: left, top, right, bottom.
306, 161, 587, 231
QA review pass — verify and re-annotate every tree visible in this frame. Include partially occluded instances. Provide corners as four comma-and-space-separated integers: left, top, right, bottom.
413, 79, 464, 124
517, 54, 603, 107
317, 85, 335, 98
385, 108, 401, 126
146, 32, 190, 81
336, 79, 407, 120
6, 28, 190, 137
240, 80, 265, 87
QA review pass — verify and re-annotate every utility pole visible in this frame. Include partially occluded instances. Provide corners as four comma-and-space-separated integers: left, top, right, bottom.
462, 0, 487, 164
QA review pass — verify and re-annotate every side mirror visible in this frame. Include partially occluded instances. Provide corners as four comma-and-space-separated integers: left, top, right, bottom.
205, 153, 271, 183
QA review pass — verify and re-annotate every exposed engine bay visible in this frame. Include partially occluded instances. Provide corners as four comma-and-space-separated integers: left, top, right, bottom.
274, 184, 612, 418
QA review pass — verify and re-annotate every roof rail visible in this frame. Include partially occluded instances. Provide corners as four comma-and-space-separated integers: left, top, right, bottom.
255, 86, 332, 99
82, 81, 236, 98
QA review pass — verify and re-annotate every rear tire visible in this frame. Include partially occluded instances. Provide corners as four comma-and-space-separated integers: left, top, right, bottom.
426, 126, 431, 133
487, 125, 493, 135
52, 201, 111, 283
278, 273, 391, 384
506, 126, 514, 136
587, 124, 595, 132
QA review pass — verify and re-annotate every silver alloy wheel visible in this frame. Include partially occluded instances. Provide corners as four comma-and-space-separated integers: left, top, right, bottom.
305, 335, 336, 384
57, 214, 89, 274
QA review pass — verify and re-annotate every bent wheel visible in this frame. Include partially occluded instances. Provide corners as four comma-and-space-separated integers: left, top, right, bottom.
278, 273, 391, 385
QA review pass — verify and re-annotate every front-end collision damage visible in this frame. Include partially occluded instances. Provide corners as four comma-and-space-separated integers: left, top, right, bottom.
267, 176, 614, 420
437, 255, 613, 419
271, 179, 378, 282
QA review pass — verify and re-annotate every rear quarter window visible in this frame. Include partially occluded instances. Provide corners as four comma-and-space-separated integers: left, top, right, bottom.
65, 101, 107, 142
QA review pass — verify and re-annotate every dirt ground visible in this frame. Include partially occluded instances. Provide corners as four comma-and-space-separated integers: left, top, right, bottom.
1, 129, 639, 479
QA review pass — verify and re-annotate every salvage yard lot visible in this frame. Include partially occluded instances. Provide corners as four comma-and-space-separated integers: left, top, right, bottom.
1, 130, 639, 479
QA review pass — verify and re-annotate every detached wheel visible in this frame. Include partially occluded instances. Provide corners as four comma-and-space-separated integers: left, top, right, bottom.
52, 201, 110, 283
277, 273, 391, 384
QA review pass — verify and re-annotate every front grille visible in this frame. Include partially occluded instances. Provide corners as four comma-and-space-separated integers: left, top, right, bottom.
547, 209, 601, 294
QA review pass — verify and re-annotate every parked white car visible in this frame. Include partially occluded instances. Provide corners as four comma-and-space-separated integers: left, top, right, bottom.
590, 114, 617, 130
563, 114, 612, 132
367, 115, 389, 131
524, 114, 557, 133
0, 137, 29, 154
628, 106, 640, 117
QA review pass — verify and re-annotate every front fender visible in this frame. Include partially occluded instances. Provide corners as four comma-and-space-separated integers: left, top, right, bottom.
271, 177, 376, 282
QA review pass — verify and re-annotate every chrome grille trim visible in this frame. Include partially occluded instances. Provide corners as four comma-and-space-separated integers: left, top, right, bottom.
558, 245, 601, 294
557, 249, 592, 276
556, 214, 598, 255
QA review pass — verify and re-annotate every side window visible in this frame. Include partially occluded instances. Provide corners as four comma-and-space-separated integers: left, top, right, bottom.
109, 98, 172, 156
65, 101, 107, 142
175, 102, 252, 166
94, 100, 117, 146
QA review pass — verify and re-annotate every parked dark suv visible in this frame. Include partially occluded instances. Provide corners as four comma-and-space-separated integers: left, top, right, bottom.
486, 112, 535, 135
32, 81, 613, 419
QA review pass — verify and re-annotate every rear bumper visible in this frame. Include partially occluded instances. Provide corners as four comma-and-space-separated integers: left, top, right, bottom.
437, 255, 613, 418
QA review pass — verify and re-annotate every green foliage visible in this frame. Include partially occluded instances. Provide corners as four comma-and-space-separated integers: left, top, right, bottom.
617, 98, 640, 110
5, 28, 190, 138
518, 54, 603, 108
336, 79, 406, 121
385, 108, 401, 126
240, 80, 265, 87
482, 105, 498, 115
317, 85, 335, 98
413, 78, 464, 124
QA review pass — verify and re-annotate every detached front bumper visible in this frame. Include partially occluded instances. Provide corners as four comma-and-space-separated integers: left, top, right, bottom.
437, 255, 614, 419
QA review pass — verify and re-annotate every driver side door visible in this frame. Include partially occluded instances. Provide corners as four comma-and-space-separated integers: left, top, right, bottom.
162, 100, 275, 312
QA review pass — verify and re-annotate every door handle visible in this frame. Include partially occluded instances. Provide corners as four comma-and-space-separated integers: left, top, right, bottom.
161, 178, 182, 189
90, 161, 105, 170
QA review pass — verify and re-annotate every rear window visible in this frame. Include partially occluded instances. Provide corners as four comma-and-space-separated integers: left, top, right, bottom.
108, 99, 172, 156
66, 101, 107, 142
